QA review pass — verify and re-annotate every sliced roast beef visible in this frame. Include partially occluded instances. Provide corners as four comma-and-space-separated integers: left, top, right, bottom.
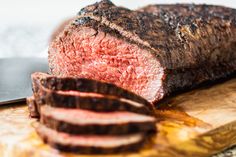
36, 124, 146, 154
48, 0, 236, 104
26, 96, 39, 118
31, 72, 153, 114
32, 72, 150, 106
40, 106, 156, 135
39, 89, 152, 115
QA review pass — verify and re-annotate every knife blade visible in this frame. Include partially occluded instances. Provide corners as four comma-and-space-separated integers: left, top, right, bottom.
0, 58, 48, 105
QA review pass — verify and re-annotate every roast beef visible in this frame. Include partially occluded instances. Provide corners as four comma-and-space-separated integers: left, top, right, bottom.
48, 0, 236, 104
26, 96, 39, 118
39, 89, 152, 115
31, 72, 153, 114
40, 106, 156, 135
32, 72, 149, 105
50, 18, 75, 42
36, 124, 146, 154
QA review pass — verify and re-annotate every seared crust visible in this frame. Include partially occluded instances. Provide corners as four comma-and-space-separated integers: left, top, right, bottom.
52, 142, 143, 154
49, 0, 236, 103
75, 1, 236, 68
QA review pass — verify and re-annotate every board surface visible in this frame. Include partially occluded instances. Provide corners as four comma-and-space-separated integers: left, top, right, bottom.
0, 78, 236, 157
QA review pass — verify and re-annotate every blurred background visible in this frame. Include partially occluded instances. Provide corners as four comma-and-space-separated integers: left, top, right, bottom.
0, 0, 236, 58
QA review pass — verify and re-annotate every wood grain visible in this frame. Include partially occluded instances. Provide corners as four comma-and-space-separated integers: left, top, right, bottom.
0, 78, 236, 157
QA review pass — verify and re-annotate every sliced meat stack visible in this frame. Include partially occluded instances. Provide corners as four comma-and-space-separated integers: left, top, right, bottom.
27, 72, 156, 154
48, 0, 236, 104
30, 72, 153, 117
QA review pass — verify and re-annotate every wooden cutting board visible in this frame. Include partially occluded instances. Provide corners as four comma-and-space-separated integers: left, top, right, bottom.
0, 78, 236, 157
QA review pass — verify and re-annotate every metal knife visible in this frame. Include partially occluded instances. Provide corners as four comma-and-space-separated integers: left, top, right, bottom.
0, 58, 48, 105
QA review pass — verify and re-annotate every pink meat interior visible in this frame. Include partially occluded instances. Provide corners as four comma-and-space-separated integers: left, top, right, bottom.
49, 26, 164, 103
56, 90, 144, 107
37, 124, 143, 147
42, 106, 155, 125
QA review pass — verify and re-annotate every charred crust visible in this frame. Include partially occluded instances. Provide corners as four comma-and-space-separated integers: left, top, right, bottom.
73, 17, 92, 25
71, 1, 236, 69
47, 138, 145, 154
50, 1, 236, 104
